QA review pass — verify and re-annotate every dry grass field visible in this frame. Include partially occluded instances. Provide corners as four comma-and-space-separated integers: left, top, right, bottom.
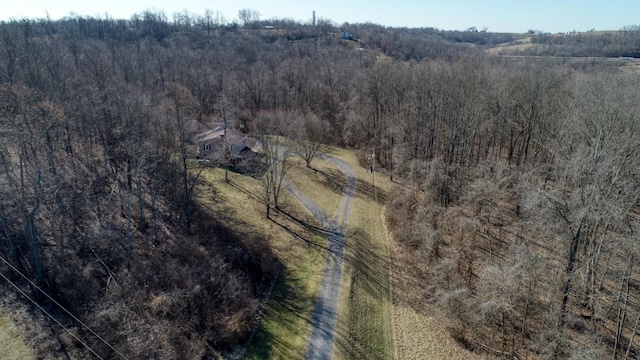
0, 308, 34, 360
331, 148, 394, 360
384, 212, 478, 360
486, 36, 535, 55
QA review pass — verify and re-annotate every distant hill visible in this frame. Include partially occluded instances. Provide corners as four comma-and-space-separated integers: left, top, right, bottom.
485, 30, 640, 58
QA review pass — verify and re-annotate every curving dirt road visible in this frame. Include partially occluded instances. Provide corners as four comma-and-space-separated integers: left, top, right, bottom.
283, 155, 356, 360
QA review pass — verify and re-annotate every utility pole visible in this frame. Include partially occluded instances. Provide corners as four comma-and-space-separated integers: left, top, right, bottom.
224, 113, 228, 183
372, 147, 378, 202
371, 147, 375, 189
220, 93, 229, 183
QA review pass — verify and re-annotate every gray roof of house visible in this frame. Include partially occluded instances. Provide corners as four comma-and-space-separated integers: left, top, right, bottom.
196, 128, 247, 146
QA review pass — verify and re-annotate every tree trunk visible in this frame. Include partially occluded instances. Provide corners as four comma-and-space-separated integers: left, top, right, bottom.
0, 207, 17, 265
624, 309, 640, 359
559, 217, 585, 330
554, 217, 585, 360
182, 154, 191, 233
123, 160, 133, 257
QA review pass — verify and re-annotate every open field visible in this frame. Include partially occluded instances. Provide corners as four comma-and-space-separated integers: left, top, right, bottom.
486, 36, 534, 54
0, 308, 34, 360
286, 157, 346, 219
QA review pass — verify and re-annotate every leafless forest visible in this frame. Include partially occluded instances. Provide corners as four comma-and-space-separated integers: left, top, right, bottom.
1, 10, 640, 359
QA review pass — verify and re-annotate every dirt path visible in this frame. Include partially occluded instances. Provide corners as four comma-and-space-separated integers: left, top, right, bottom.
283, 155, 356, 360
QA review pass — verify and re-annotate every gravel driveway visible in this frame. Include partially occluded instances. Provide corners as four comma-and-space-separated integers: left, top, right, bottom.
283, 155, 356, 360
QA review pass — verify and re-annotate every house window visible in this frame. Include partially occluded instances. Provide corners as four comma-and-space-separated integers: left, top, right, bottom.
204, 143, 210, 151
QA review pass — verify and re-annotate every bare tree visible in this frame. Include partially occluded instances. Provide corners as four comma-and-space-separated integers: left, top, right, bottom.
256, 111, 294, 218
237, 9, 260, 28
165, 83, 201, 233
0, 85, 68, 288
521, 71, 640, 356
213, 94, 237, 182
294, 112, 329, 168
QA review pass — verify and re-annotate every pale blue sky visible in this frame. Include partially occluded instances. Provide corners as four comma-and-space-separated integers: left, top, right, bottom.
1, 0, 638, 33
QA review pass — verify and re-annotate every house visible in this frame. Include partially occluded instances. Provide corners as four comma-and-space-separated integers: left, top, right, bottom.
196, 127, 255, 166
340, 29, 357, 41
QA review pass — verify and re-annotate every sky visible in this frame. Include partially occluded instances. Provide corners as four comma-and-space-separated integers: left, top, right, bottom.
1, 0, 639, 34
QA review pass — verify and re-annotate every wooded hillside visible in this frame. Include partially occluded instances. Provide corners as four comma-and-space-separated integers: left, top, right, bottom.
1, 11, 640, 359
382, 46, 640, 360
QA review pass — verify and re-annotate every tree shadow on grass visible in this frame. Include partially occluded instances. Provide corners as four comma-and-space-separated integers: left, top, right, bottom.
268, 215, 329, 254
310, 166, 345, 195
246, 269, 316, 360
224, 179, 262, 204
275, 208, 332, 238
242, 203, 339, 359
343, 227, 391, 307
310, 161, 386, 206
354, 177, 387, 206
331, 226, 393, 360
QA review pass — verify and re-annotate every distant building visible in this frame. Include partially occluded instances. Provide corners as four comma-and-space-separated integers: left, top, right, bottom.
340, 29, 357, 41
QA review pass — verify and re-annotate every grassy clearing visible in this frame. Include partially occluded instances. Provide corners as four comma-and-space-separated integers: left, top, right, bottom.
486, 36, 533, 55
0, 309, 34, 360
330, 148, 394, 360
194, 161, 332, 359
287, 157, 345, 218
195, 147, 398, 359
620, 59, 640, 74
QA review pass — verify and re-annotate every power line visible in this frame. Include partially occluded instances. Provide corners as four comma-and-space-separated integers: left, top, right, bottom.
0, 269, 104, 359
0, 254, 129, 359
